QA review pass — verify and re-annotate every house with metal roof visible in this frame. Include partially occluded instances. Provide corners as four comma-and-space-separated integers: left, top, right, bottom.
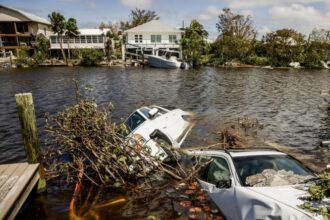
49, 28, 111, 58
0, 5, 51, 54
122, 20, 183, 60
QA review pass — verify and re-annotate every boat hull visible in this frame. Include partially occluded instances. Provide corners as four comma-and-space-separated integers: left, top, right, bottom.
147, 55, 181, 69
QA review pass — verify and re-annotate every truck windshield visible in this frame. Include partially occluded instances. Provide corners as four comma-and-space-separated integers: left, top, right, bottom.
233, 155, 314, 186
125, 112, 145, 132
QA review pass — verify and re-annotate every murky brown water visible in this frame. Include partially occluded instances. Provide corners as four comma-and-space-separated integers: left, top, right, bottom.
0, 66, 329, 219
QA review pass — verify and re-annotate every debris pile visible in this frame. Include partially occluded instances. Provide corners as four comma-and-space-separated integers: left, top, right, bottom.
246, 169, 312, 187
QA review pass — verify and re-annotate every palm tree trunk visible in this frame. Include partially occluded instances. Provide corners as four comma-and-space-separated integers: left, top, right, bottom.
58, 34, 67, 64
67, 40, 71, 60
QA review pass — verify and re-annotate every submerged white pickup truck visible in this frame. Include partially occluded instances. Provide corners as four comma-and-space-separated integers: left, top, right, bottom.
124, 105, 194, 160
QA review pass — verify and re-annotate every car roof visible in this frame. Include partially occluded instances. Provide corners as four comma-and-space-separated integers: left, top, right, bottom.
186, 148, 286, 158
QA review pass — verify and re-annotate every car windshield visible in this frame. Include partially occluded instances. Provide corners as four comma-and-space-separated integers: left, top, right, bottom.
125, 112, 145, 132
233, 155, 314, 187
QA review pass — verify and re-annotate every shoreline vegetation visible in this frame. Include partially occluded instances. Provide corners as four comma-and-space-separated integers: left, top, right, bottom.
2, 8, 330, 70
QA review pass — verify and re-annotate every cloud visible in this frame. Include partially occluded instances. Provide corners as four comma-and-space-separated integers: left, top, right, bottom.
199, 14, 212, 21
121, 0, 153, 9
267, 4, 330, 33
206, 6, 221, 16
59, 0, 96, 8
225, 0, 328, 9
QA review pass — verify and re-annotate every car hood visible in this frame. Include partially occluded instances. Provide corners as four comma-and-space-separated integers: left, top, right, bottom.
242, 185, 321, 219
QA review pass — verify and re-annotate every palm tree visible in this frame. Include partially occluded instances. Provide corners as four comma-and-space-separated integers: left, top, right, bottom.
65, 18, 79, 60
48, 12, 66, 62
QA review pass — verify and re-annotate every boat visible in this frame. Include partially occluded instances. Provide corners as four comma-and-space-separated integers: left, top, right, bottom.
147, 50, 187, 69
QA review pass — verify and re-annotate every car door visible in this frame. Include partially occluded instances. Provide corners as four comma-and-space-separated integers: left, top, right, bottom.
197, 156, 240, 220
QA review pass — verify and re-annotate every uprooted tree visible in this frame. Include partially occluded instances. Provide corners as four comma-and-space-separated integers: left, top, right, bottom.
44, 98, 199, 187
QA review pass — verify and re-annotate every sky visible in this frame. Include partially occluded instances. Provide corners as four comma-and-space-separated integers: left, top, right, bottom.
2, 0, 330, 40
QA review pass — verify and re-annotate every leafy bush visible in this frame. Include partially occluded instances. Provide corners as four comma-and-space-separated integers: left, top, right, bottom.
241, 55, 269, 66
80, 48, 104, 66
15, 49, 35, 67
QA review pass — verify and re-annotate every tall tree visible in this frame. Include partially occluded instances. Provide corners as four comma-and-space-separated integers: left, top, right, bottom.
120, 8, 159, 30
214, 8, 256, 63
181, 20, 209, 66
48, 12, 66, 62
65, 18, 79, 60
216, 8, 256, 40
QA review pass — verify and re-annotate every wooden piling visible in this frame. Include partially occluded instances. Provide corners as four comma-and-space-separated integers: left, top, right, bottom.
15, 93, 46, 191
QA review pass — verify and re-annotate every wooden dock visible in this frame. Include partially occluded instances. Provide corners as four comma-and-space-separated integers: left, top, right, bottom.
0, 163, 40, 220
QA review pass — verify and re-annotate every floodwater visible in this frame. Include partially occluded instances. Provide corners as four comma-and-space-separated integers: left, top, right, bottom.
0, 66, 329, 219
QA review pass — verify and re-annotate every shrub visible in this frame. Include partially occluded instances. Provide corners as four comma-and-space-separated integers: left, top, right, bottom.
15, 49, 35, 67
80, 48, 104, 66
241, 55, 269, 66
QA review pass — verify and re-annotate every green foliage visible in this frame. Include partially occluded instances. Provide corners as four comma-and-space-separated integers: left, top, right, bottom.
300, 170, 330, 219
241, 55, 269, 66
48, 11, 67, 61
216, 8, 256, 41
33, 34, 50, 64
120, 8, 159, 30
80, 48, 104, 66
212, 35, 253, 63
304, 41, 330, 68
15, 49, 35, 67
181, 20, 209, 66
264, 29, 305, 67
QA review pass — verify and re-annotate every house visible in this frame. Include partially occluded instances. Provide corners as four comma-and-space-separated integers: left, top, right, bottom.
122, 20, 183, 60
0, 5, 51, 55
49, 28, 111, 58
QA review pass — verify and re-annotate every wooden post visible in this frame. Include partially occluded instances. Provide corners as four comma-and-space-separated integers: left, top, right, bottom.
15, 93, 46, 191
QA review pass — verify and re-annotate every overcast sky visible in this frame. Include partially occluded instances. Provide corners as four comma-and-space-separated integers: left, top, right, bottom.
2, 0, 330, 40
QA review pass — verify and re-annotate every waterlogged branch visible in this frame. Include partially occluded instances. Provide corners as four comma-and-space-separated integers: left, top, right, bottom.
44, 100, 201, 187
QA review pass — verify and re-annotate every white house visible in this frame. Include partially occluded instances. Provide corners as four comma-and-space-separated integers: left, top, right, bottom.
123, 20, 183, 60
49, 28, 110, 57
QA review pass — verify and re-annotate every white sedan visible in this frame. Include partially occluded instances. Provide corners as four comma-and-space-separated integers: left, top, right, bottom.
186, 149, 323, 220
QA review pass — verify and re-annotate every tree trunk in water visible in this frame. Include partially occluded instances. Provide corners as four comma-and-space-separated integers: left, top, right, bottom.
58, 34, 67, 64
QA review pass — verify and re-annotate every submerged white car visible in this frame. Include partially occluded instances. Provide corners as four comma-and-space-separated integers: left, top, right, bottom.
187, 149, 323, 220
125, 105, 194, 160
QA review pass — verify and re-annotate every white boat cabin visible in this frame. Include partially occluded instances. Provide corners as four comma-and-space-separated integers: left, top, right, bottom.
123, 20, 183, 60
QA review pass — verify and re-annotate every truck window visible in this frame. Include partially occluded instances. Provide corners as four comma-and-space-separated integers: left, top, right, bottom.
125, 112, 145, 131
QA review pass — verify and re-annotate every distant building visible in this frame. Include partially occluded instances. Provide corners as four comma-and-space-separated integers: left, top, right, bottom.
123, 20, 183, 60
49, 28, 110, 58
0, 5, 51, 54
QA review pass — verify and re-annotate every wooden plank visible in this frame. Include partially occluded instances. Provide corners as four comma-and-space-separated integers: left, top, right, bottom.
6, 167, 39, 220
0, 163, 27, 202
0, 165, 9, 176
0, 164, 20, 189
0, 163, 39, 220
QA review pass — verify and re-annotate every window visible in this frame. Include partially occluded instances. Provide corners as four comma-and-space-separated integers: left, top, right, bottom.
151, 35, 161, 43
62, 36, 68, 43
50, 36, 57, 44
16, 22, 28, 33
80, 36, 86, 43
125, 112, 146, 132
98, 36, 103, 43
92, 35, 98, 43
134, 34, 143, 43
74, 37, 80, 44
206, 158, 231, 186
86, 36, 92, 43
169, 35, 177, 43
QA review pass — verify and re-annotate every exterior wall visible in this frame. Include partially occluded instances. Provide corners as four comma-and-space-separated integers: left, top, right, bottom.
126, 32, 182, 48
37, 23, 52, 37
